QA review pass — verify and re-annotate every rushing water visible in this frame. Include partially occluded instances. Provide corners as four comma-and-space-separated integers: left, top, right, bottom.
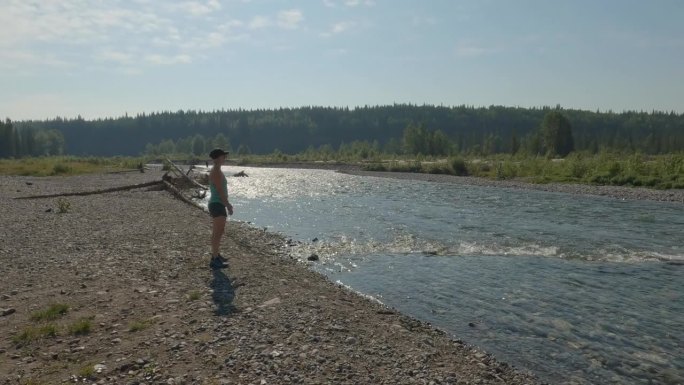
203, 166, 684, 385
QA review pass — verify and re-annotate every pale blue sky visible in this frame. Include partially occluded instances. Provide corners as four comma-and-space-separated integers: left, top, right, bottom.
1, 0, 683, 120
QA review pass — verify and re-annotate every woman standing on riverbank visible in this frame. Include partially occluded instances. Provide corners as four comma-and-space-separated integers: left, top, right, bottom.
208, 148, 233, 269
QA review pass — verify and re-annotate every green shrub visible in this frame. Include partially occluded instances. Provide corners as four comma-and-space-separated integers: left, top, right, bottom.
448, 157, 468, 176
494, 161, 519, 180
566, 156, 589, 179
51, 163, 71, 175
424, 162, 451, 174
626, 153, 645, 174
607, 161, 622, 177
589, 173, 611, 185
362, 163, 387, 171
57, 199, 71, 214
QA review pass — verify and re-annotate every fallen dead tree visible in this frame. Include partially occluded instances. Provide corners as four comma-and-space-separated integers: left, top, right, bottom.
162, 174, 207, 212
15, 170, 209, 214
15, 180, 163, 200
164, 158, 208, 191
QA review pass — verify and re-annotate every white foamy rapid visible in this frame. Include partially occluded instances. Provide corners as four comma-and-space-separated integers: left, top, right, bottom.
286, 234, 683, 265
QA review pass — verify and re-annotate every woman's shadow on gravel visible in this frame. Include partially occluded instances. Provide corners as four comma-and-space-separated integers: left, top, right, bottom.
211, 269, 236, 316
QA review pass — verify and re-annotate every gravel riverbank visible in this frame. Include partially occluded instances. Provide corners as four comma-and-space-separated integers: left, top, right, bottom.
0, 171, 540, 384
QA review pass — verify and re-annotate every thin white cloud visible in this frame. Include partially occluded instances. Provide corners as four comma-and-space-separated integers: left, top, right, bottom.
324, 0, 375, 7
454, 35, 547, 58
249, 16, 271, 30
277, 9, 304, 30
326, 48, 349, 56
412, 16, 438, 27
144, 54, 193, 66
454, 40, 499, 58
173, 1, 222, 17
321, 21, 356, 37
0, 0, 250, 72
97, 50, 134, 65
184, 21, 246, 50
0, 50, 72, 71
0, 1, 170, 47
332, 21, 355, 34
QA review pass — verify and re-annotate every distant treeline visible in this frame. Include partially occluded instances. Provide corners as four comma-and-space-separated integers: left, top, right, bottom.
6, 104, 684, 158
0, 119, 65, 158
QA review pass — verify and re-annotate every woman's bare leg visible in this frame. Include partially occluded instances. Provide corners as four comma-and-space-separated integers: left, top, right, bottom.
211, 216, 226, 257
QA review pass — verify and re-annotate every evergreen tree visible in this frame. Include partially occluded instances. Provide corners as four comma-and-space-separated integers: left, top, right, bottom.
212, 133, 231, 152
192, 135, 206, 156
0, 119, 16, 157
403, 123, 429, 155
237, 144, 251, 155
511, 131, 520, 154
540, 110, 574, 157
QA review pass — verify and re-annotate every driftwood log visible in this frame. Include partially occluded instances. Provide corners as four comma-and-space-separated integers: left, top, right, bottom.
162, 178, 207, 212
15, 162, 209, 214
165, 158, 208, 191
14, 181, 163, 200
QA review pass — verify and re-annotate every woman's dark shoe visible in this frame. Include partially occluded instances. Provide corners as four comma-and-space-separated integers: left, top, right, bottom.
210, 256, 228, 269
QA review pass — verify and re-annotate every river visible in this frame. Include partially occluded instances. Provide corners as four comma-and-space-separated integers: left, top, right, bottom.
203, 166, 683, 385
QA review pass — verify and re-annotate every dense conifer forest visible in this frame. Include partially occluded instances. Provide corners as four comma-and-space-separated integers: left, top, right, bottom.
2, 104, 683, 158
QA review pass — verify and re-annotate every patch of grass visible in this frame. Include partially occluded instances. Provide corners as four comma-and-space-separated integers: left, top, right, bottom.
13, 328, 37, 345
77, 364, 96, 379
387, 160, 423, 173
143, 362, 158, 377
68, 318, 92, 335
51, 162, 72, 175
0, 156, 149, 176
423, 162, 451, 175
40, 324, 58, 337
13, 324, 59, 345
128, 320, 152, 332
57, 198, 71, 213
30, 303, 69, 321
188, 290, 202, 301
161, 159, 172, 171
361, 163, 387, 172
